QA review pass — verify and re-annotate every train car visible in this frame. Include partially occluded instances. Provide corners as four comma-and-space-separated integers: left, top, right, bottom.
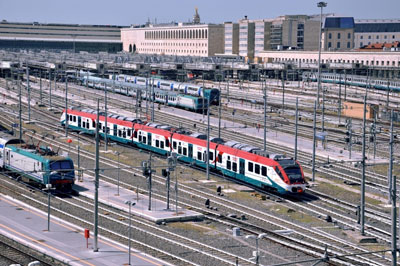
61, 108, 307, 194
302, 72, 400, 92
0, 132, 75, 191
80, 75, 208, 112
114, 74, 220, 105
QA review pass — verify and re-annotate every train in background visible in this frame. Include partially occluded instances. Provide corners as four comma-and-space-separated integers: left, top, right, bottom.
111, 74, 220, 105
61, 107, 307, 194
80, 75, 208, 113
302, 72, 400, 92
0, 132, 75, 191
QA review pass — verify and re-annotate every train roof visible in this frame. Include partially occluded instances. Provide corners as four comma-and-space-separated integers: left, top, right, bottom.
0, 132, 25, 148
7, 143, 71, 162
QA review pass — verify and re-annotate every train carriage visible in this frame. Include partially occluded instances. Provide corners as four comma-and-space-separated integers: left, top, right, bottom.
61, 108, 307, 194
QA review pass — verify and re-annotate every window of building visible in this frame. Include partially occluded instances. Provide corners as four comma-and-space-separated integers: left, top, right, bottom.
368, 35, 371, 39
337, 33, 341, 39
376, 35, 379, 39
360, 36, 363, 39
348, 33, 351, 39
328, 33, 332, 39
393, 35, 396, 39
347, 42, 350, 48
328, 42, 332, 48
360, 42, 363, 47
337, 42, 340, 48
384, 35, 387, 39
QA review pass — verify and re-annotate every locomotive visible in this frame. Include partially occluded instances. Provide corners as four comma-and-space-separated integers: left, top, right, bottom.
0, 132, 75, 191
61, 108, 306, 194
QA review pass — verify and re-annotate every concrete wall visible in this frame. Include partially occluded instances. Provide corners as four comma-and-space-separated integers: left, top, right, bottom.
323, 28, 354, 51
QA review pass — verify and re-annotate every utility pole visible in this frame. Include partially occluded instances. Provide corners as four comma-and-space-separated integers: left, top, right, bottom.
65, 75, 68, 137
391, 175, 397, 266
104, 82, 108, 151
388, 110, 394, 203
316, 1, 327, 108
206, 106, 210, 180
294, 97, 299, 161
26, 63, 31, 121
373, 115, 377, 159
49, 69, 52, 110
322, 84, 325, 133
93, 99, 100, 252
39, 70, 43, 106
218, 82, 222, 139
263, 79, 267, 152
312, 100, 317, 182
360, 94, 367, 236
281, 70, 285, 112
18, 75, 22, 142
344, 71, 347, 101
338, 73, 342, 124
151, 78, 154, 122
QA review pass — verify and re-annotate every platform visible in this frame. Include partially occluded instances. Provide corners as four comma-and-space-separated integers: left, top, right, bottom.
74, 174, 204, 224
0, 194, 170, 266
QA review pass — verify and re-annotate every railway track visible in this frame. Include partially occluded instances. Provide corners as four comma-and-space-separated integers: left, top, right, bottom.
1, 77, 398, 264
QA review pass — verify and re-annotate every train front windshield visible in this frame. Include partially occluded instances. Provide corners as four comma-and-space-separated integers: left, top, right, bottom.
50, 160, 74, 172
279, 160, 303, 183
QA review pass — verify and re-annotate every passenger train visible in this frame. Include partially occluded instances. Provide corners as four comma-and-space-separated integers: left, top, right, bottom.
0, 132, 75, 191
61, 107, 307, 194
81, 75, 208, 112
302, 72, 400, 92
111, 74, 220, 105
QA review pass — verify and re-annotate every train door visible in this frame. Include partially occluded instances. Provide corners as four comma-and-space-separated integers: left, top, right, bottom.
78, 116, 81, 128
147, 133, 152, 146
239, 159, 245, 176
5, 150, 10, 166
188, 144, 193, 158
113, 124, 117, 136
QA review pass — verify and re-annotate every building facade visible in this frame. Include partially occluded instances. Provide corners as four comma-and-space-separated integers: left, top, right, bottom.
0, 21, 123, 52
354, 19, 400, 48
121, 23, 224, 57
238, 18, 255, 59
322, 17, 355, 51
224, 22, 239, 55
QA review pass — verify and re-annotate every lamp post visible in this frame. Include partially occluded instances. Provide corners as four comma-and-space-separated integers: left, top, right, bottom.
245, 233, 267, 265
124, 200, 136, 266
316, 1, 327, 108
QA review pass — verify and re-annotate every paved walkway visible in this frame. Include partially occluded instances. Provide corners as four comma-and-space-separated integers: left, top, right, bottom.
0, 194, 171, 266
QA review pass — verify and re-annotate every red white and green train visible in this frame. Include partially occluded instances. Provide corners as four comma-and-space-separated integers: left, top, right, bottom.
61, 107, 307, 194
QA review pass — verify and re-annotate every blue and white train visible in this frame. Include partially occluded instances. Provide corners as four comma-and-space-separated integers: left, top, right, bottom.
112, 74, 220, 105
302, 72, 400, 92
81, 75, 208, 113
0, 132, 75, 191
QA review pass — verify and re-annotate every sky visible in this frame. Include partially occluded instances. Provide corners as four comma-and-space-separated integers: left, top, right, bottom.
1, 0, 399, 26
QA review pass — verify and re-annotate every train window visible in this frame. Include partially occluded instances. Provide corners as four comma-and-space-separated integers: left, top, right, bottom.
209, 152, 213, 161
262, 166, 267, 177
139, 135, 142, 142
227, 160, 231, 170
232, 162, 237, 172
83, 121, 86, 128
173, 141, 177, 149
92, 120, 95, 128
143, 136, 147, 143
73, 116, 76, 122
255, 164, 260, 174
123, 131, 126, 138
134, 131, 138, 138
165, 139, 169, 147
118, 130, 122, 137
156, 140, 160, 148
183, 147, 187, 156
218, 154, 222, 163
197, 151, 202, 160
178, 146, 182, 154
160, 141, 164, 149
248, 162, 254, 172
127, 129, 132, 137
